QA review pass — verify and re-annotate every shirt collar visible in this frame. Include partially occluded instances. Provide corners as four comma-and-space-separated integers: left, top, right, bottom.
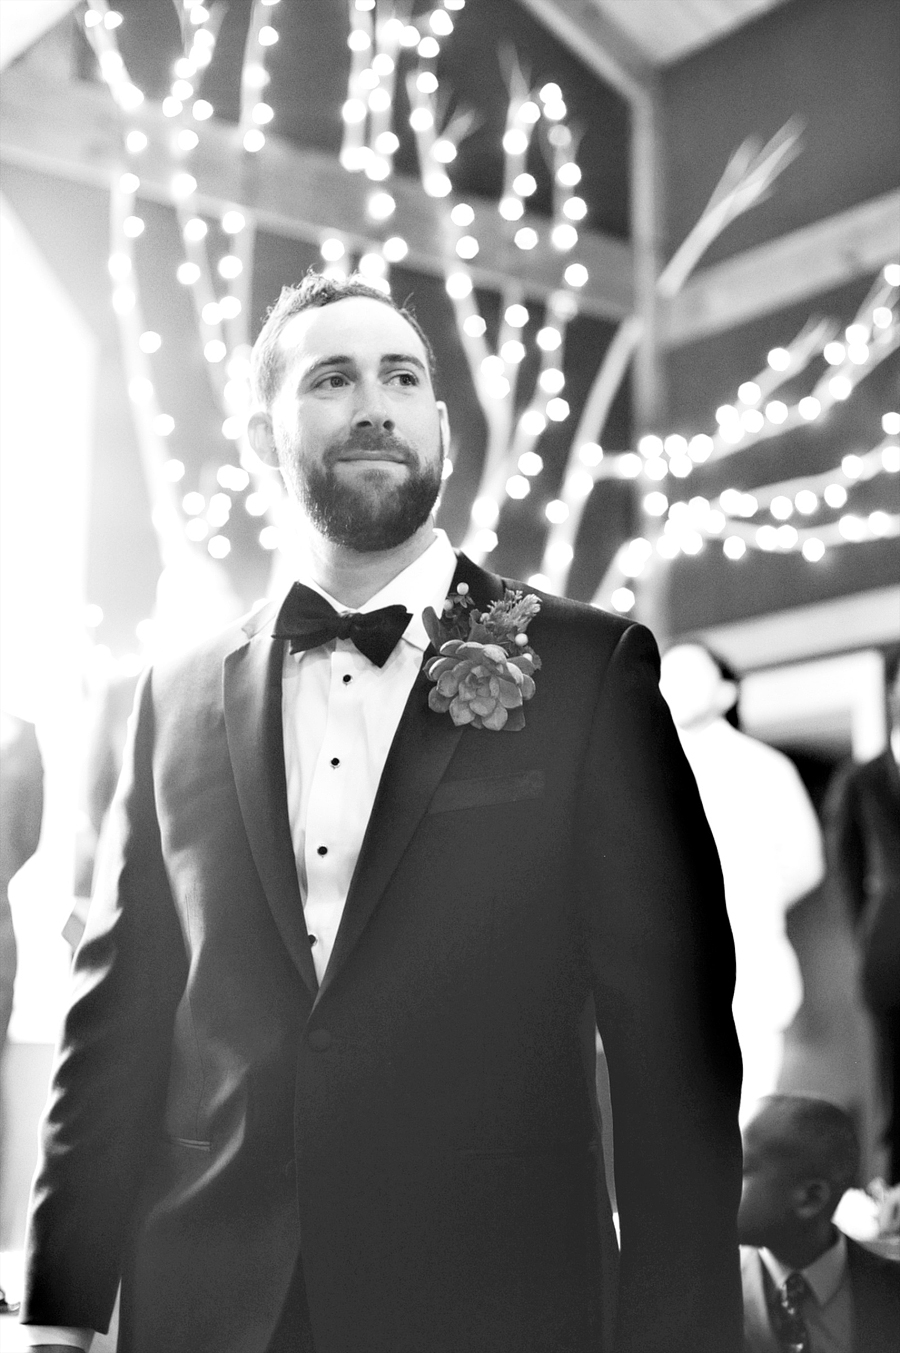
760, 1230, 848, 1308
293, 529, 457, 655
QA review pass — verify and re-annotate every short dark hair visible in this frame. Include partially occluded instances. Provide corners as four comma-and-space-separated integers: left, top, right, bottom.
250, 269, 437, 408
755, 1095, 860, 1201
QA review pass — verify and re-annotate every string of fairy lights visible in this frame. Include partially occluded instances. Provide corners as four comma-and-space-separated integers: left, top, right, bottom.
82, 0, 898, 634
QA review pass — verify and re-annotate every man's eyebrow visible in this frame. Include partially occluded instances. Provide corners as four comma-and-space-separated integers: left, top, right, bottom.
380, 352, 427, 374
300, 354, 355, 382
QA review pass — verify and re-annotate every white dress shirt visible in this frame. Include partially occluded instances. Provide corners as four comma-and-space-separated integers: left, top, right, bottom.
281, 529, 457, 981
22, 530, 458, 1350
759, 1231, 853, 1353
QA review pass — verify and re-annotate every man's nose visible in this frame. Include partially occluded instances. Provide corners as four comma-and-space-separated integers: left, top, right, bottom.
351, 381, 395, 431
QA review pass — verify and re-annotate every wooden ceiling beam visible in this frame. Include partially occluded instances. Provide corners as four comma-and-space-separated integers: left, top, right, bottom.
514, 0, 656, 103
0, 68, 634, 321
661, 191, 900, 347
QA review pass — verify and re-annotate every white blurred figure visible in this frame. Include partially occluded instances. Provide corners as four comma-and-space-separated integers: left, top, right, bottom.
660, 643, 824, 1121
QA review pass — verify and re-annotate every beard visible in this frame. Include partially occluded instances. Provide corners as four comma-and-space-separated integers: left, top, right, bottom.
283, 427, 443, 552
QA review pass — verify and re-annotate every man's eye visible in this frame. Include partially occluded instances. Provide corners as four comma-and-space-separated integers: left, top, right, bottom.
390, 371, 419, 386
318, 373, 348, 389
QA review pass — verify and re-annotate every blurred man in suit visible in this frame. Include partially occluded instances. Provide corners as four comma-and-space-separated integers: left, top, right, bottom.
825, 651, 900, 1183
21, 273, 742, 1353
738, 1095, 900, 1352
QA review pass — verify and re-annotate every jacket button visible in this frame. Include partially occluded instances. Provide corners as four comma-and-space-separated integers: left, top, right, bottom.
308, 1029, 332, 1051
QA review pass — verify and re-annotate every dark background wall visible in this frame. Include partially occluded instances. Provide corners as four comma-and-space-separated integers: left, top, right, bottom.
660, 0, 899, 634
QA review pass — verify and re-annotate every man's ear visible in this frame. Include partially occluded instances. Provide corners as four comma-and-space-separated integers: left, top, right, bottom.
436, 400, 450, 459
792, 1178, 832, 1221
247, 410, 279, 468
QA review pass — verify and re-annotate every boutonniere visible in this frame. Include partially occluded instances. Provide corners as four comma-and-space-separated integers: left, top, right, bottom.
422, 584, 542, 731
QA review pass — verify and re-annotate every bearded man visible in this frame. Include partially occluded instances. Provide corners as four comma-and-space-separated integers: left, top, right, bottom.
21, 273, 743, 1353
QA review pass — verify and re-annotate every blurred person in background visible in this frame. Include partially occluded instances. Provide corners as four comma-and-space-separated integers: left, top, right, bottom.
660, 642, 825, 1120
738, 1094, 900, 1352
824, 650, 900, 1184
0, 709, 44, 1315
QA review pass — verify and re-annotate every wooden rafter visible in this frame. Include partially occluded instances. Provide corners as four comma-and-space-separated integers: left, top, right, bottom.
0, 64, 635, 321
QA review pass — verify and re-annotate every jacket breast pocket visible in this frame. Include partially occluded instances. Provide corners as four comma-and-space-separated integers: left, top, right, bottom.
427, 769, 544, 815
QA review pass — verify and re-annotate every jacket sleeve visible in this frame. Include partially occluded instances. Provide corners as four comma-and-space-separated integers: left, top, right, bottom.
21, 669, 188, 1333
822, 762, 867, 925
574, 622, 743, 1353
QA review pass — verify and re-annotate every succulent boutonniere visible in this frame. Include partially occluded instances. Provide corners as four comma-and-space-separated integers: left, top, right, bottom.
422, 584, 542, 731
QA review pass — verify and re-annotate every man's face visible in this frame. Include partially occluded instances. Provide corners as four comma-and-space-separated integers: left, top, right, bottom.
738, 1115, 800, 1249
258, 296, 447, 552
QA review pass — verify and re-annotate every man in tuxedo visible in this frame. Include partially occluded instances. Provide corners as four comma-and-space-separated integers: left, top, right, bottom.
22, 273, 743, 1352
738, 1095, 900, 1352
824, 651, 900, 1184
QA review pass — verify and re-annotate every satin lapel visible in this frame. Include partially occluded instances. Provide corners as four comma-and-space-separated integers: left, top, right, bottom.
316, 554, 504, 1003
223, 627, 319, 999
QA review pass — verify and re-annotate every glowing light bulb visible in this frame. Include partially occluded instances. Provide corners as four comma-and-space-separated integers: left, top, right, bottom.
123, 216, 145, 238
171, 173, 197, 198
765, 400, 788, 424
126, 130, 148, 153
218, 255, 243, 279
539, 368, 564, 394
502, 128, 528, 156
500, 340, 525, 364
536, 327, 561, 351
611, 588, 635, 613
162, 458, 184, 480
564, 264, 588, 287
795, 490, 818, 514
823, 341, 846, 365
518, 451, 543, 477
243, 129, 265, 152
551, 224, 578, 250
432, 140, 457, 164
192, 99, 214, 120
520, 410, 546, 436
579, 443, 603, 466
463, 315, 486, 337
221, 210, 246, 233
367, 191, 396, 220
446, 273, 472, 300
430, 10, 453, 34
545, 500, 569, 524
562, 197, 587, 221
173, 263, 198, 288
738, 381, 761, 404
723, 536, 746, 560
505, 304, 529, 327
183, 216, 208, 241
556, 162, 581, 187
139, 331, 162, 353
506, 475, 530, 499
514, 227, 538, 250
513, 173, 537, 196
204, 340, 227, 363
883, 263, 900, 286
258, 26, 279, 45
801, 538, 825, 562
472, 529, 498, 554
767, 347, 791, 371
823, 483, 848, 508
798, 396, 821, 420
456, 236, 479, 259
643, 492, 668, 517
829, 375, 852, 400
498, 196, 524, 221
154, 414, 175, 436
882, 412, 900, 436
252, 102, 274, 124
546, 398, 570, 422
471, 497, 500, 527
382, 236, 408, 262
418, 36, 440, 58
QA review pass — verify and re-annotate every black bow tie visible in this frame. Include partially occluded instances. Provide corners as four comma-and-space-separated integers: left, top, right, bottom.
274, 582, 412, 668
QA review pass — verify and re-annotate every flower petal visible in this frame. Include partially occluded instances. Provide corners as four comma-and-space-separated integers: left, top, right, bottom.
482, 704, 509, 730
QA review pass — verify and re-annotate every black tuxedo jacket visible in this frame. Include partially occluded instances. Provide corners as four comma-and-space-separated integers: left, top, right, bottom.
23, 556, 743, 1352
825, 749, 900, 1013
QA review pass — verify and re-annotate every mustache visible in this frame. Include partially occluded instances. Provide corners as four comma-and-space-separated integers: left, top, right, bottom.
324, 429, 417, 467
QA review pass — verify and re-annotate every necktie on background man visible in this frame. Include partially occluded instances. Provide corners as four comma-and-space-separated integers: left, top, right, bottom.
275, 582, 412, 668
770, 1270, 812, 1353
